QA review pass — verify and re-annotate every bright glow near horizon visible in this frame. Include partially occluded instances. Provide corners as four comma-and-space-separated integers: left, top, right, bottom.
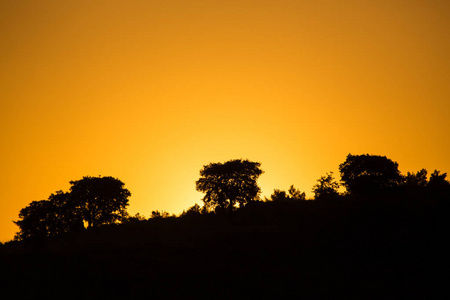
1, 0, 449, 242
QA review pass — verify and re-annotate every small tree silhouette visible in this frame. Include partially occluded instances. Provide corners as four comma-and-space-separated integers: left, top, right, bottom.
181, 204, 203, 217
270, 185, 306, 201
428, 170, 450, 187
404, 169, 428, 187
312, 172, 340, 200
150, 210, 171, 219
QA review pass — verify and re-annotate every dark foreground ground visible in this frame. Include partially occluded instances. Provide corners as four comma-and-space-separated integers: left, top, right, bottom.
1, 198, 449, 299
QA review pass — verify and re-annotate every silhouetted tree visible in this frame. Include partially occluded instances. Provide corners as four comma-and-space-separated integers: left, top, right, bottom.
181, 203, 203, 217
428, 170, 450, 187
404, 169, 428, 187
46, 191, 84, 235
339, 154, 403, 195
14, 200, 55, 241
270, 185, 306, 202
270, 189, 289, 202
14, 191, 83, 240
150, 210, 171, 219
288, 185, 306, 200
426, 170, 450, 202
196, 159, 263, 213
312, 172, 340, 200
69, 176, 131, 228
122, 212, 146, 223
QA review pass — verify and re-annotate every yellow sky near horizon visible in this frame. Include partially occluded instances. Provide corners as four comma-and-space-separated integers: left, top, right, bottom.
1, 0, 449, 242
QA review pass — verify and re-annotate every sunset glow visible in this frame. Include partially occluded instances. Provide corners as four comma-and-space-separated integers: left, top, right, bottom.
1, 0, 449, 242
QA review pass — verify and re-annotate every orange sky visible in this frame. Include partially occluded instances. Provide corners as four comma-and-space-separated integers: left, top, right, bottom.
1, 0, 449, 242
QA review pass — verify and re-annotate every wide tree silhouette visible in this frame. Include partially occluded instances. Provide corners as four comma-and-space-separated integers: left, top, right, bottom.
196, 159, 263, 213
14, 177, 130, 240
339, 154, 403, 195
70, 176, 131, 228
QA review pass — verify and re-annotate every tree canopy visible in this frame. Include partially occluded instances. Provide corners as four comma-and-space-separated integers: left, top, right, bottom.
14, 176, 131, 240
13, 191, 84, 241
312, 172, 340, 200
404, 169, 428, 187
428, 170, 450, 188
196, 159, 263, 212
270, 185, 306, 202
70, 176, 131, 228
14, 199, 58, 241
13, 155, 450, 242
339, 154, 403, 195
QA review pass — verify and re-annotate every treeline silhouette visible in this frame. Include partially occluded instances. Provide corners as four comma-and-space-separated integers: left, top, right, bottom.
1, 154, 450, 299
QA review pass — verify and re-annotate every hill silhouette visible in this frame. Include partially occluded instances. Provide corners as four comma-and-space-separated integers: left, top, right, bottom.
2, 155, 450, 299
1, 196, 449, 299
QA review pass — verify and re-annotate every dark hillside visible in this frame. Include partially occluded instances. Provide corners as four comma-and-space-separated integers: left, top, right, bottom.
1, 197, 449, 299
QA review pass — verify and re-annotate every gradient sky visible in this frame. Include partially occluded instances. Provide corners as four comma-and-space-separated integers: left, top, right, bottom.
1, 0, 449, 242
